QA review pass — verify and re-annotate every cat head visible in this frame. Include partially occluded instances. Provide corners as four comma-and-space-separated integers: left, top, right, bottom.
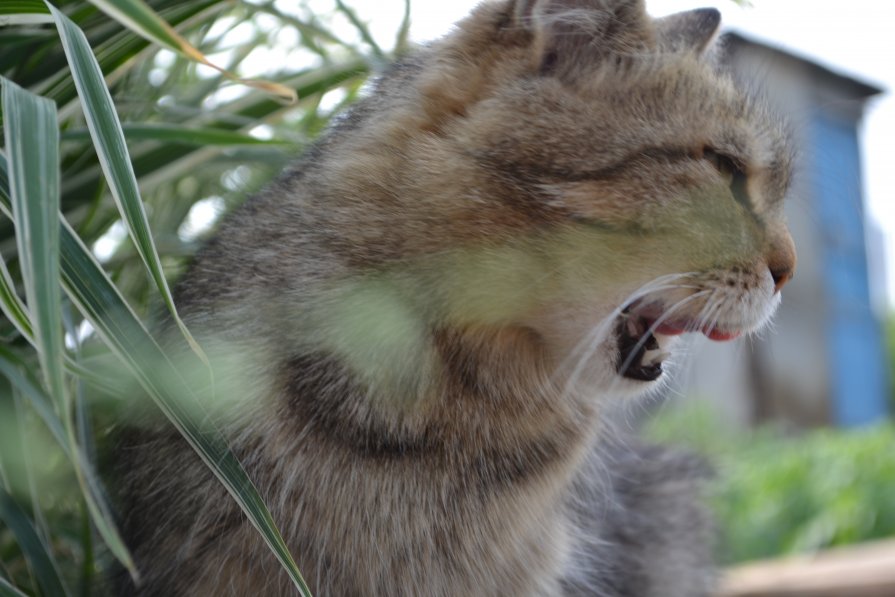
318, 0, 796, 397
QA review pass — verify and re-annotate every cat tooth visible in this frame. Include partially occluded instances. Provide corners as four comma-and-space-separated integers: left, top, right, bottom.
642, 349, 671, 367
625, 316, 640, 338
641, 349, 660, 366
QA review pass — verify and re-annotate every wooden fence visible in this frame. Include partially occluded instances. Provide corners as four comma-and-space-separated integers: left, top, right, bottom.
718, 539, 895, 597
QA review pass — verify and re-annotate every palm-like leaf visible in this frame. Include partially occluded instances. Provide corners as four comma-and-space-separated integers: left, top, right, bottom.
0, 0, 408, 594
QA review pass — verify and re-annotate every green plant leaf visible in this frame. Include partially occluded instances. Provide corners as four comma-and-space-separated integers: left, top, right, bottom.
0, 1, 401, 592
1, 152, 309, 594
335, 0, 386, 62
0, 248, 33, 342
58, 209, 312, 596
57, 58, 367, 216
0, 347, 136, 582
1, 76, 66, 416
61, 123, 295, 146
0, 1, 51, 25
0, 144, 35, 346
0, 487, 68, 597
0, 14, 53, 26
0, 239, 130, 395
0, 347, 68, 452
87, 0, 199, 54
85, 0, 296, 101
395, 0, 412, 55
0, 575, 29, 597
0, 80, 135, 577
48, 4, 212, 366
0, 0, 48, 14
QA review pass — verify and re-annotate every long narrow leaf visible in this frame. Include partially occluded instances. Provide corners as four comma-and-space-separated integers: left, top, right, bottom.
0, 251, 33, 341
67, 304, 100, 597
0, 14, 54, 25
0, 345, 136, 576
84, 0, 296, 101
61, 123, 295, 146
334, 0, 386, 62
0, 241, 130, 394
0, 79, 134, 576
0, 1, 51, 25
1, 76, 66, 415
10, 389, 60, 590
56, 209, 313, 597
58, 59, 367, 213
0, 575, 28, 597
0, 1, 48, 15
0, 150, 33, 345
395, 0, 412, 55
0, 153, 35, 343
0, 488, 68, 597
31, 0, 222, 116
0, 153, 309, 594
0, 348, 68, 460
48, 5, 209, 365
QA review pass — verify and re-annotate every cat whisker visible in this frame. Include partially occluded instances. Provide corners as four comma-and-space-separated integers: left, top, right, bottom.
615, 290, 712, 379
555, 274, 694, 362
563, 281, 710, 399
555, 273, 699, 393
696, 293, 729, 337
691, 290, 723, 333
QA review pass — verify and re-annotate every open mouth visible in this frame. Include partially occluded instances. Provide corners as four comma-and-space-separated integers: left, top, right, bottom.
615, 303, 742, 381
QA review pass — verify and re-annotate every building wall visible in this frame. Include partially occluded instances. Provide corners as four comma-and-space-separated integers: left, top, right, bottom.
671, 35, 888, 428
809, 108, 889, 426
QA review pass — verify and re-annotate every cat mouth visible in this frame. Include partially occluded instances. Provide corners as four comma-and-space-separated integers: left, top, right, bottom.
615, 303, 741, 381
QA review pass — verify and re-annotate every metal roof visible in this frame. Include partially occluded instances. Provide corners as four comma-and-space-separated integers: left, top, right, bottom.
721, 31, 884, 100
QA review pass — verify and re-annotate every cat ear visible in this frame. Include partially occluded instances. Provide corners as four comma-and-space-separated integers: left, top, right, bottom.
655, 8, 721, 54
514, 0, 646, 24
514, 0, 653, 76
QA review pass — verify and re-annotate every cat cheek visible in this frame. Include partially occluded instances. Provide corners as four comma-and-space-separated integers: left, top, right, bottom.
540, 181, 666, 227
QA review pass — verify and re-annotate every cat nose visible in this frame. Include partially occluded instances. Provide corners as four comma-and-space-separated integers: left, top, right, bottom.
766, 231, 796, 294
770, 263, 794, 293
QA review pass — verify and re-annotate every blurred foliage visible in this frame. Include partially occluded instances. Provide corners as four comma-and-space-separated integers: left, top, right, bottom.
648, 403, 895, 565
887, 314, 895, 412
1, 0, 404, 316
1, 0, 408, 594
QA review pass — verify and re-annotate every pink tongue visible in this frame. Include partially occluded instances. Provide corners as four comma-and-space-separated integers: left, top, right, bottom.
654, 322, 687, 336
704, 329, 740, 342
653, 321, 740, 342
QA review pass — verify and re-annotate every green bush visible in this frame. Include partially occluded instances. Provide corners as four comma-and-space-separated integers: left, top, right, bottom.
648, 405, 895, 564
887, 315, 895, 412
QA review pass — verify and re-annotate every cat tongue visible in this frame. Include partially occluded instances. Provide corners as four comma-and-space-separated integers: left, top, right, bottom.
652, 320, 740, 342
703, 329, 741, 342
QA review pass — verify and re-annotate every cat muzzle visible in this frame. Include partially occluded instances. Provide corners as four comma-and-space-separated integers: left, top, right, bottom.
615, 310, 667, 381
615, 303, 742, 381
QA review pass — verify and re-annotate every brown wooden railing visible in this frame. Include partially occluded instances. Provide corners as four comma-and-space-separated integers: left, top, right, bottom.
718, 540, 895, 597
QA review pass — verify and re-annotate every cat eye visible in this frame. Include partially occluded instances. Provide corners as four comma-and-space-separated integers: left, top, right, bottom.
703, 147, 750, 207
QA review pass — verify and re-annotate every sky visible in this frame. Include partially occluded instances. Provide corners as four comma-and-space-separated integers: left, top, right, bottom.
354, 0, 895, 310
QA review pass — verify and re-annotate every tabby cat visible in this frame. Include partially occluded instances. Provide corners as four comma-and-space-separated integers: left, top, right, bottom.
113, 0, 796, 595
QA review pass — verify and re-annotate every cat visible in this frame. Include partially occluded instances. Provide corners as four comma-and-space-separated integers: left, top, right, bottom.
111, 0, 796, 595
